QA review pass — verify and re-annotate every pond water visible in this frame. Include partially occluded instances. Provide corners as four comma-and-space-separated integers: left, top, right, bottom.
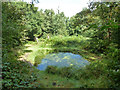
37, 52, 90, 71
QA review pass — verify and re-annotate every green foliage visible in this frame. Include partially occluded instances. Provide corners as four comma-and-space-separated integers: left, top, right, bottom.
2, 54, 43, 88
72, 2, 119, 52
34, 50, 47, 66
45, 59, 108, 79
45, 60, 111, 88
106, 58, 120, 88
71, 2, 120, 88
2, 2, 27, 51
46, 35, 89, 49
34, 55, 42, 66
46, 66, 59, 74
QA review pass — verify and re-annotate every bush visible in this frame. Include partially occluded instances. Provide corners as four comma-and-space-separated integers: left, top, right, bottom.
2, 61, 39, 88
45, 59, 109, 81
46, 66, 59, 74
34, 50, 48, 66
58, 67, 73, 78
34, 55, 42, 66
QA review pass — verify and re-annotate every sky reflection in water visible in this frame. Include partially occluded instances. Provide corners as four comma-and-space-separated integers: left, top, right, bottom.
37, 52, 90, 71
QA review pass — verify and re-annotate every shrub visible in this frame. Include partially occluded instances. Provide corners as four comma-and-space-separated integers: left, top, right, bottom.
34, 55, 42, 66
46, 66, 58, 74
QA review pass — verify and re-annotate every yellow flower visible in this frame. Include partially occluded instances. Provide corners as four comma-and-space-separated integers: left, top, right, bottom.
70, 64, 73, 66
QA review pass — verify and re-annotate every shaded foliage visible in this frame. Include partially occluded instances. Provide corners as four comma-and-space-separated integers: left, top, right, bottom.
71, 1, 120, 87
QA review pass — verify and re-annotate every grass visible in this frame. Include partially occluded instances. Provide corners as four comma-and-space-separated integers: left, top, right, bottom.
32, 71, 82, 88
4, 35, 114, 88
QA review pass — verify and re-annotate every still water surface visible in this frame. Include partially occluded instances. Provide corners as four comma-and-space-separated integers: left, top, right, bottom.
37, 52, 90, 71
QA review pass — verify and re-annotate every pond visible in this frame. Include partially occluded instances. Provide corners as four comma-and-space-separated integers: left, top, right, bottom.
37, 52, 90, 71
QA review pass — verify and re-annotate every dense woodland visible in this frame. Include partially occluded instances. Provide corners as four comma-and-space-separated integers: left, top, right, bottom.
2, 1, 120, 88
